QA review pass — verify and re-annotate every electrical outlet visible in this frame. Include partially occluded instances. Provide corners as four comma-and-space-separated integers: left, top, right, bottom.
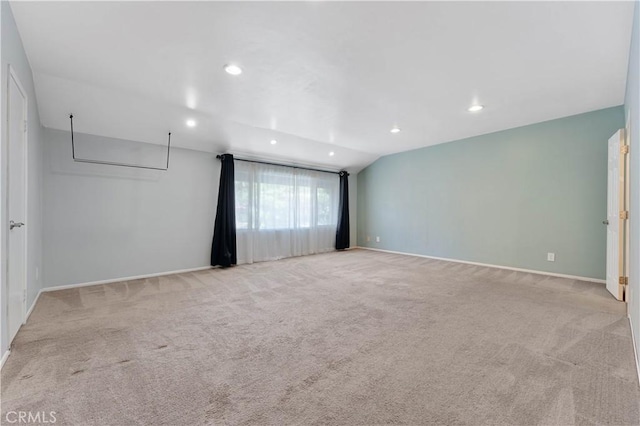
376, 236, 381, 243
547, 253, 555, 262
366, 236, 371, 242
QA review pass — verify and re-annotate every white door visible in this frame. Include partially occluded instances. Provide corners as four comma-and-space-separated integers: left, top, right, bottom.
606, 130, 623, 300
7, 68, 28, 344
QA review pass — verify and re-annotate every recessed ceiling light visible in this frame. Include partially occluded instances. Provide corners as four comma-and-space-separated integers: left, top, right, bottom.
186, 119, 196, 127
390, 127, 401, 134
224, 64, 242, 75
270, 139, 277, 145
329, 151, 335, 156
468, 105, 484, 112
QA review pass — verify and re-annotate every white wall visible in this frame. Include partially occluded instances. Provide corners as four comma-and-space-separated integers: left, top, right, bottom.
43, 129, 220, 287
625, 1, 639, 379
1, 2, 44, 356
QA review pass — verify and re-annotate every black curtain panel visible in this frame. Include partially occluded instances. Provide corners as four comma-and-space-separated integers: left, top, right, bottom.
211, 154, 237, 267
335, 171, 350, 250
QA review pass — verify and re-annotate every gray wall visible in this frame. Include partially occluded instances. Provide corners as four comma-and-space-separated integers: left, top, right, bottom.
1, 2, 44, 356
624, 1, 639, 376
348, 173, 357, 247
43, 128, 358, 288
43, 129, 220, 287
358, 107, 624, 280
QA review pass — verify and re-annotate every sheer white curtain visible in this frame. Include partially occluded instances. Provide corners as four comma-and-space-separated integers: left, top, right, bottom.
235, 161, 340, 264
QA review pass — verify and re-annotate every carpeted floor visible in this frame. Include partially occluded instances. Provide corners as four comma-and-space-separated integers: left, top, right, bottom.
2, 249, 639, 425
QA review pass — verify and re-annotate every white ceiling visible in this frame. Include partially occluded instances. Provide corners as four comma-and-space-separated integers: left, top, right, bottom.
11, 1, 635, 172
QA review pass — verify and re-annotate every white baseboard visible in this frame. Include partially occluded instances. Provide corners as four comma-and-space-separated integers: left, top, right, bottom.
25, 289, 41, 323
629, 316, 640, 387
42, 266, 213, 293
3, 289, 45, 368
1, 350, 9, 369
1, 266, 212, 369
356, 246, 605, 284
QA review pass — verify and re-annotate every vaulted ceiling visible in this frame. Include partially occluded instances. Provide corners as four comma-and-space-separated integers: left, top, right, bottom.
11, 1, 635, 172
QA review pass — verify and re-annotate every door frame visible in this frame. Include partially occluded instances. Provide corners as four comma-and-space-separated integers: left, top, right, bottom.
622, 126, 630, 301
619, 128, 629, 301
625, 110, 632, 307
6, 64, 29, 340
606, 128, 629, 301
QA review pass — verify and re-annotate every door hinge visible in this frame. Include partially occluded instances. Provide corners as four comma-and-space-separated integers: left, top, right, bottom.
620, 210, 629, 220
619, 276, 628, 285
621, 145, 629, 155
23, 120, 27, 133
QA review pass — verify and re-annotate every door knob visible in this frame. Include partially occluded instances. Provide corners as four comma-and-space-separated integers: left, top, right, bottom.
9, 220, 24, 230
602, 220, 609, 225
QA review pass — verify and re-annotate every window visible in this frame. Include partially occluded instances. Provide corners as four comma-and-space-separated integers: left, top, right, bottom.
234, 161, 339, 264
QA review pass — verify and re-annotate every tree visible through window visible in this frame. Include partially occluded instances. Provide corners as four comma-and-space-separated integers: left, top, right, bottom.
234, 163, 338, 231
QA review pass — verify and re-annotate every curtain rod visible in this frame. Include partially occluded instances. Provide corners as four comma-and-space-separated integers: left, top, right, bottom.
216, 154, 349, 176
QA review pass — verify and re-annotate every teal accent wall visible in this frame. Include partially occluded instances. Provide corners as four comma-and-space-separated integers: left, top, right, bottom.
357, 107, 624, 279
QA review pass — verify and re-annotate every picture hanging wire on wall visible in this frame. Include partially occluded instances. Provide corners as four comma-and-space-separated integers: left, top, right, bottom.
69, 114, 172, 171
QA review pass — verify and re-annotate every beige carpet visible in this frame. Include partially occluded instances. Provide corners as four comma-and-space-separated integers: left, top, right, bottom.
2, 249, 639, 425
